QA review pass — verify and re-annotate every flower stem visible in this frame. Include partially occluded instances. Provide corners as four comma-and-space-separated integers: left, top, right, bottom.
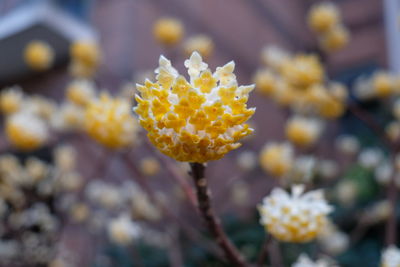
189, 162, 249, 267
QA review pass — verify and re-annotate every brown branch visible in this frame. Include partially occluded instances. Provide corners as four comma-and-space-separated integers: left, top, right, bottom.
189, 162, 249, 267
122, 153, 222, 259
257, 235, 270, 267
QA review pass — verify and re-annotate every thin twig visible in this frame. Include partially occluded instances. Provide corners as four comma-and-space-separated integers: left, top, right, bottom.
122, 153, 222, 259
189, 162, 249, 267
257, 235, 270, 267
347, 103, 391, 148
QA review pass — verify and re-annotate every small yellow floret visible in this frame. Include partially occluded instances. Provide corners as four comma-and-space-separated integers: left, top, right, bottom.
308, 2, 340, 34
280, 54, 324, 89
259, 142, 293, 177
85, 93, 138, 149
153, 17, 184, 46
253, 69, 277, 96
183, 34, 214, 58
372, 72, 396, 97
0, 87, 24, 115
140, 157, 161, 176
66, 79, 96, 106
320, 25, 350, 52
24, 40, 54, 71
70, 40, 101, 68
285, 116, 323, 147
5, 111, 48, 151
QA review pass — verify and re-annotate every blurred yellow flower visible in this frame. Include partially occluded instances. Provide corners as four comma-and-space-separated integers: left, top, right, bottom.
108, 215, 140, 245
26, 95, 57, 120
372, 71, 396, 97
139, 157, 161, 176
54, 145, 77, 172
70, 40, 101, 68
24, 40, 54, 71
258, 185, 332, 243
305, 84, 346, 119
85, 93, 138, 149
320, 25, 350, 52
0, 87, 24, 115
70, 40, 101, 78
280, 54, 324, 89
253, 68, 277, 96
51, 102, 85, 131
66, 79, 96, 107
5, 111, 48, 151
259, 142, 293, 177
308, 2, 340, 34
261, 45, 291, 71
183, 34, 214, 58
285, 116, 323, 147
153, 17, 184, 46
134, 52, 255, 163
386, 121, 400, 141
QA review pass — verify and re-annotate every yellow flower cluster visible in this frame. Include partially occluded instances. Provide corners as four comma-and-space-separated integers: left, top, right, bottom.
259, 142, 294, 177
69, 40, 101, 78
0, 87, 59, 151
354, 71, 400, 100
254, 47, 347, 119
258, 185, 332, 243
85, 93, 138, 149
153, 17, 184, 46
24, 40, 54, 71
0, 86, 24, 115
308, 2, 350, 52
66, 79, 96, 107
183, 34, 214, 59
134, 52, 255, 163
285, 116, 324, 147
5, 111, 49, 151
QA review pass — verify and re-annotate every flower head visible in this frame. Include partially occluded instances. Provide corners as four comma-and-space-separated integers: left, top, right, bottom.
285, 116, 323, 147
381, 245, 400, 267
24, 40, 54, 71
319, 25, 350, 52
134, 52, 255, 163
259, 142, 294, 177
280, 54, 324, 89
70, 40, 101, 69
253, 69, 278, 96
70, 40, 101, 78
5, 111, 49, 151
139, 157, 161, 176
308, 2, 340, 34
108, 214, 140, 245
0, 87, 24, 115
183, 34, 214, 58
85, 93, 138, 149
51, 102, 85, 131
66, 79, 96, 107
258, 185, 332, 242
261, 45, 291, 71
153, 17, 184, 46
372, 71, 396, 97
